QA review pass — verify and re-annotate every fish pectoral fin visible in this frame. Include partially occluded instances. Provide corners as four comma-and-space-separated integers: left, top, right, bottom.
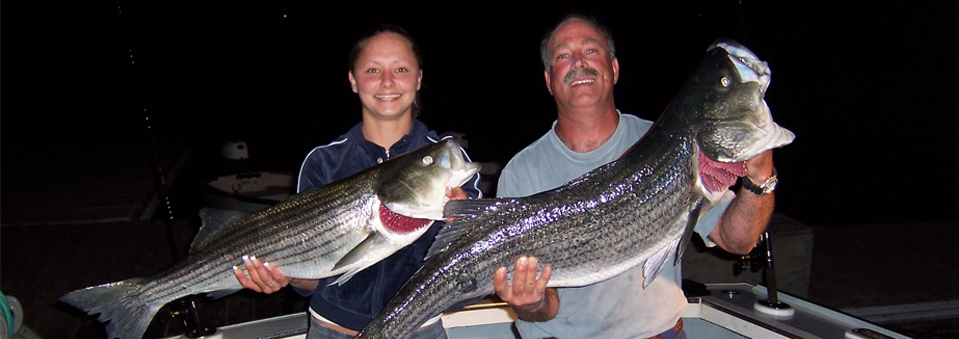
331, 266, 365, 286
206, 288, 243, 299
330, 231, 399, 286
643, 241, 679, 288
675, 200, 704, 265
332, 231, 380, 272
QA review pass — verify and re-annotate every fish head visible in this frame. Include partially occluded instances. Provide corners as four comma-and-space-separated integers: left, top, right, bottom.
378, 138, 481, 220
695, 39, 795, 163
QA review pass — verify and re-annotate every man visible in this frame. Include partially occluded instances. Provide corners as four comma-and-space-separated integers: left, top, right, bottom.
493, 14, 776, 339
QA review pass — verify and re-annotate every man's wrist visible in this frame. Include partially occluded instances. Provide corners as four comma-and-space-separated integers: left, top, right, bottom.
521, 299, 546, 312
512, 291, 556, 322
742, 167, 778, 195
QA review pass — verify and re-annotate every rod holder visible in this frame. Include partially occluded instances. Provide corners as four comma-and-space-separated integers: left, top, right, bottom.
752, 231, 795, 318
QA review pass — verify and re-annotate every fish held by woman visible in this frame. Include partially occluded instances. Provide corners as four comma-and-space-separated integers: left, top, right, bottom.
59, 138, 480, 339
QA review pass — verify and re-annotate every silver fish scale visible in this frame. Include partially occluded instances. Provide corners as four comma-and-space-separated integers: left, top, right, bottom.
136, 172, 382, 307
498, 142, 696, 282
60, 139, 482, 339
364, 135, 702, 338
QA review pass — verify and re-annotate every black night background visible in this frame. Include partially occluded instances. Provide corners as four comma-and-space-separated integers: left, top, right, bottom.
4, 1, 958, 226
2, 1, 958, 338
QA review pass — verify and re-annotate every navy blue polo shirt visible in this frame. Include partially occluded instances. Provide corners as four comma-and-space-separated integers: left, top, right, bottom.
294, 119, 482, 330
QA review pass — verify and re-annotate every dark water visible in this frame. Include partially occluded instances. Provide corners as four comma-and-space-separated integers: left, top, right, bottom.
4, 2, 958, 224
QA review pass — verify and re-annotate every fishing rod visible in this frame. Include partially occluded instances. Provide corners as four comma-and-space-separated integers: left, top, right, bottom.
115, 1, 217, 337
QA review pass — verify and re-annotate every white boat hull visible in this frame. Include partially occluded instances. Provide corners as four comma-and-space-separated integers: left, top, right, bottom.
202, 171, 295, 212
160, 283, 910, 339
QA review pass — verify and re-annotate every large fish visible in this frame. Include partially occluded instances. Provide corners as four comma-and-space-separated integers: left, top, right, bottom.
356, 39, 795, 338
59, 138, 480, 339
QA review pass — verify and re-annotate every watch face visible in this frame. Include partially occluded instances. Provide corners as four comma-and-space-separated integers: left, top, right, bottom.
762, 178, 778, 194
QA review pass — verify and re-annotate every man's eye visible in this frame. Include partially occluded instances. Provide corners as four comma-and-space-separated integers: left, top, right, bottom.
366, 68, 379, 74
586, 49, 598, 54
557, 54, 569, 60
396, 67, 407, 73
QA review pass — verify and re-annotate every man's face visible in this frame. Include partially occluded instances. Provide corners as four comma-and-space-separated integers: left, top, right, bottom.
544, 20, 619, 110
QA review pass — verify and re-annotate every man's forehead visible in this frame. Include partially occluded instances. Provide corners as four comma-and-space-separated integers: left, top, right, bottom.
551, 20, 606, 50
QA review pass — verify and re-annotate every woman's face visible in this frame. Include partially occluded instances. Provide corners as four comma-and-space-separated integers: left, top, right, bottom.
349, 32, 422, 121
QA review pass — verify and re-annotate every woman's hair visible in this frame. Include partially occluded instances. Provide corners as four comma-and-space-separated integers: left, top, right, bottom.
349, 24, 424, 117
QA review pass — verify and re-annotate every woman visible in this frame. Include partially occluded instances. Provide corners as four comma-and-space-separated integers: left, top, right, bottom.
233, 24, 482, 338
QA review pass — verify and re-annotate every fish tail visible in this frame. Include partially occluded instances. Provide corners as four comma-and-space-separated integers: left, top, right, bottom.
59, 278, 162, 339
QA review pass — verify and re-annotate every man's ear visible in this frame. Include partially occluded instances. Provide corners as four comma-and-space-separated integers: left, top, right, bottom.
544, 70, 554, 96
612, 57, 620, 85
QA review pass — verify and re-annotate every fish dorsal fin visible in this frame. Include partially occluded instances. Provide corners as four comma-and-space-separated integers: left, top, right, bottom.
643, 240, 679, 288
675, 199, 704, 265
427, 199, 503, 260
192, 208, 250, 254
443, 198, 502, 218
425, 218, 469, 260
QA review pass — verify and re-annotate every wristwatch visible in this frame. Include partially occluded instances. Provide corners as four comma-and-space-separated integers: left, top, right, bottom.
742, 167, 778, 195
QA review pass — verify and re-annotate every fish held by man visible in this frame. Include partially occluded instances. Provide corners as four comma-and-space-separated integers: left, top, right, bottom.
59, 138, 480, 339
355, 39, 795, 339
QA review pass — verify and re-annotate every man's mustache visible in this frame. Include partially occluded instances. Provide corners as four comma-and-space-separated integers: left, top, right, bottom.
563, 68, 600, 84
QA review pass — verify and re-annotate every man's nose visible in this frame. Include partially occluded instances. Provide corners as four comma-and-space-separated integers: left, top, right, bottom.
571, 52, 588, 69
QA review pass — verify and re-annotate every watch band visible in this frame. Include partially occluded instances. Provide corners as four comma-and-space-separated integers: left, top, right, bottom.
742, 167, 778, 195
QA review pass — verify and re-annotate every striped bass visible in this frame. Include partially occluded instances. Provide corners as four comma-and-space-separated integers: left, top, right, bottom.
59, 138, 480, 339
356, 39, 795, 338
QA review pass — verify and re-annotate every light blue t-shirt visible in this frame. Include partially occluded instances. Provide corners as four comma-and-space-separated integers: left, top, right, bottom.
497, 111, 733, 338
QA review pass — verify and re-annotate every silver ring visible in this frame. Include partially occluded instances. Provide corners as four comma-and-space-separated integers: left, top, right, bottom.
267, 281, 276, 287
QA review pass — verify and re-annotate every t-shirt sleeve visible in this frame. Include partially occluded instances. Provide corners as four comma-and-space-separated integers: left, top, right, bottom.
496, 161, 535, 198
694, 190, 736, 247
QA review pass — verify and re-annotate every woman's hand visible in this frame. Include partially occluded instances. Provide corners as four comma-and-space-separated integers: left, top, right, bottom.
233, 255, 293, 294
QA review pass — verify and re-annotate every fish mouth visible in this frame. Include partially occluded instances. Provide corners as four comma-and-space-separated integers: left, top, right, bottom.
375, 94, 402, 100
379, 139, 479, 220
438, 138, 481, 189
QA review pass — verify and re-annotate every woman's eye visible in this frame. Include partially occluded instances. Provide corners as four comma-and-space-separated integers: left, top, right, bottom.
366, 68, 379, 74
396, 67, 407, 73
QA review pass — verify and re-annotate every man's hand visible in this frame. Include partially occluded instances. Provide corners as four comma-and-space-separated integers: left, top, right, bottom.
745, 150, 774, 184
493, 256, 558, 321
711, 149, 776, 254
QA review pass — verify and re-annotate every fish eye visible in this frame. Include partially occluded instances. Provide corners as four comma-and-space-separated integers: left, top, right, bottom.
422, 156, 433, 165
720, 76, 730, 87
